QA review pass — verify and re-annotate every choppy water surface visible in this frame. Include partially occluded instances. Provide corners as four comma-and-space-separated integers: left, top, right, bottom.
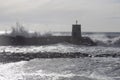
0, 32, 120, 80
0, 44, 120, 80
0, 44, 120, 56
0, 58, 120, 80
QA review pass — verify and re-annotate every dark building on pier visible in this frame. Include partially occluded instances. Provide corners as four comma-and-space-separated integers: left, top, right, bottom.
72, 20, 81, 39
0, 21, 96, 46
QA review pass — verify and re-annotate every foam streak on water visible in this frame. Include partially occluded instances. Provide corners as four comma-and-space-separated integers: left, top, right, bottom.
0, 58, 120, 80
0, 44, 120, 56
0, 32, 120, 80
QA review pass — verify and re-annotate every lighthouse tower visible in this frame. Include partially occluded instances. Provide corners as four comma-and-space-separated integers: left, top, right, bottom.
72, 20, 81, 39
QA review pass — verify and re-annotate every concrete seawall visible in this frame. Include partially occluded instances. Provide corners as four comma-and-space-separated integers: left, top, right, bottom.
0, 35, 96, 46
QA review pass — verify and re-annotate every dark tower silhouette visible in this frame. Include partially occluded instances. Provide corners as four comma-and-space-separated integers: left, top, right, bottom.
72, 20, 81, 39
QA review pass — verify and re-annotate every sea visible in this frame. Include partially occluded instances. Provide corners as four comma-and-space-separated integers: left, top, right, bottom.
0, 32, 120, 80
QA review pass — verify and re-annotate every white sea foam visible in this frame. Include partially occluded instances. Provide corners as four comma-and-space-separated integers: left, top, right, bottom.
0, 43, 120, 57
0, 58, 119, 80
0, 32, 120, 80
85, 33, 120, 46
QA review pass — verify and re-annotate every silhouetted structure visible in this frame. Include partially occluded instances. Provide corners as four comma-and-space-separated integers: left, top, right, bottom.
72, 20, 81, 38
0, 21, 96, 46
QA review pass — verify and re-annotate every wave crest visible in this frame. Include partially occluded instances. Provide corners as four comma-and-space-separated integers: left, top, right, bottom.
86, 34, 120, 47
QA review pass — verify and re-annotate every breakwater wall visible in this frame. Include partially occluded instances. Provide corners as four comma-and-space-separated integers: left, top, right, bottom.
1, 51, 120, 63
0, 35, 96, 46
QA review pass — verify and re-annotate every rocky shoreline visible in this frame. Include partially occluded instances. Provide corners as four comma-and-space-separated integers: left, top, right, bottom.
0, 52, 90, 63
0, 52, 120, 63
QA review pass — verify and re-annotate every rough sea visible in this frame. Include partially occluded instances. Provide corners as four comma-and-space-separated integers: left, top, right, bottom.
0, 32, 120, 80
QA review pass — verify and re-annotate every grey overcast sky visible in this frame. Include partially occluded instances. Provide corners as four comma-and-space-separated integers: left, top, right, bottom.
0, 0, 120, 32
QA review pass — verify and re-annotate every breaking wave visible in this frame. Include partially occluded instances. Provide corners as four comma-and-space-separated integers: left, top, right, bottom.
51, 32, 120, 47
50, 32, 120, 47
0, 32, 120, 80
85, 33, 120, 47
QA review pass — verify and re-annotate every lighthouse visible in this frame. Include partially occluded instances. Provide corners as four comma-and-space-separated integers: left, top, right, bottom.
72, 20, 81, 39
